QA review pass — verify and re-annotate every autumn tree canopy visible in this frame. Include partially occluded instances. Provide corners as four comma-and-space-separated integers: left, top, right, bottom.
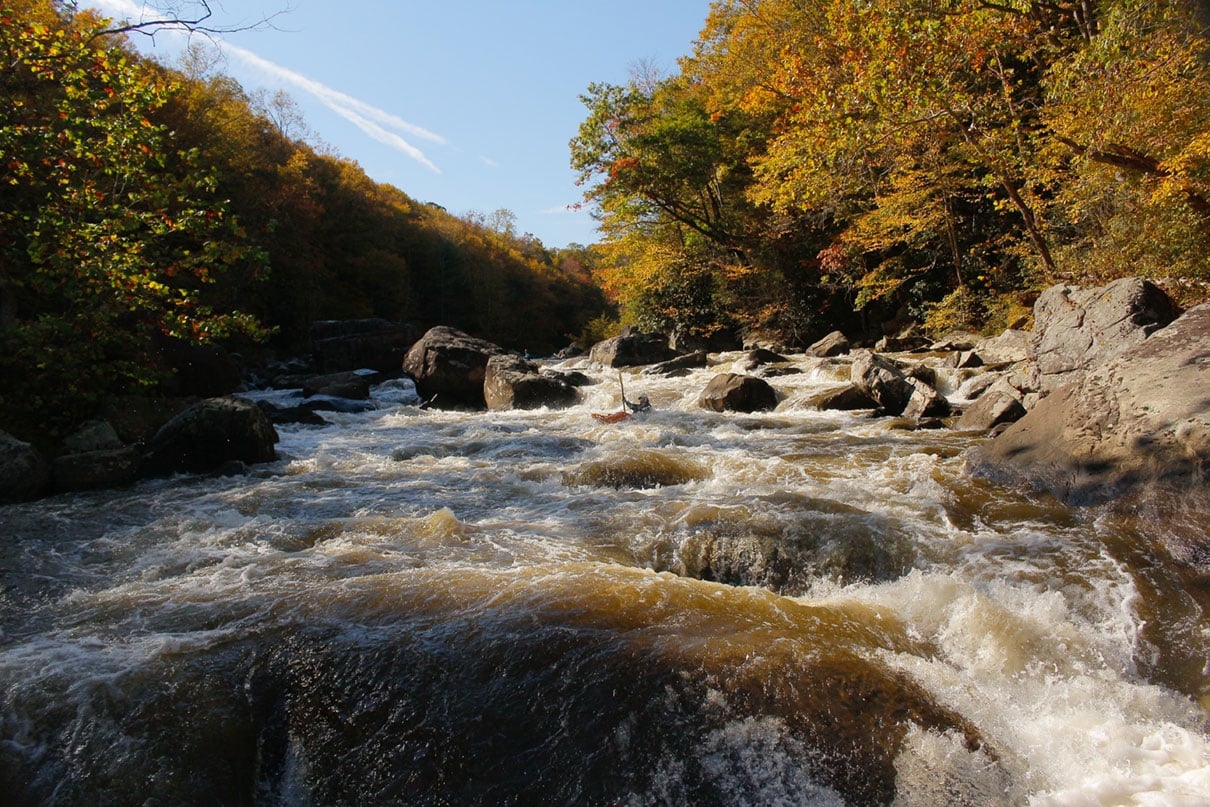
571, 0, 1210, 344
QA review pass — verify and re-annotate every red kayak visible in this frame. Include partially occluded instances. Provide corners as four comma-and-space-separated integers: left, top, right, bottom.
591, 411, 631, 424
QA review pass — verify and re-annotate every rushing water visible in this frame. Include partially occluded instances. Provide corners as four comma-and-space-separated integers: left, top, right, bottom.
2, 352, 1208, 805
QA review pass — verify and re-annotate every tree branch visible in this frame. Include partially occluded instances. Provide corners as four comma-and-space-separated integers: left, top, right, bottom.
67, 1, 291, 44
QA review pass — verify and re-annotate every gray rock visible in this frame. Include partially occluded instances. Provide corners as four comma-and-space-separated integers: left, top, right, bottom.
302, 371, 375, 400
806, 384, 879, 411
968, 302, 1210, 502
144, 397, 278, 476
698, 373, 779, 413
484, 355, 579, 411
850, 350, 913, 415
402, 326, 507, 409
1031, 278, 1179, 393
740, 348, 788, 370
903, 378, 951, 421
587, 332, 676, 368
61, 420, 124, 454
53, 447, 141, 492
955, 372, 1000, 401
642, 351, 709, 376
0, 430, 51, 503
976, 328, 1031, 365
955, 380, 1027, 432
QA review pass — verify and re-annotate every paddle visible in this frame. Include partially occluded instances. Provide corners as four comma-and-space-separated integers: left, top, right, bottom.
618, 371, 626, 413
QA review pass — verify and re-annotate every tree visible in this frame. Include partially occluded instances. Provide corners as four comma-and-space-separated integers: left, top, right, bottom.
0, 6, 266, 435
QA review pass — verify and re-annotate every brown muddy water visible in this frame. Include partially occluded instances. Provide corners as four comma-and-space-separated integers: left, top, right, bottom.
1, 352, 1208, 805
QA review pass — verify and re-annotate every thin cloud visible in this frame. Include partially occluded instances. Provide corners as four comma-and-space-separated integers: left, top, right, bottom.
87, 0, 445, 173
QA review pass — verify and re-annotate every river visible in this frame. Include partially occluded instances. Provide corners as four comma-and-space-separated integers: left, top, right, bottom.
1, 352, 1208, 805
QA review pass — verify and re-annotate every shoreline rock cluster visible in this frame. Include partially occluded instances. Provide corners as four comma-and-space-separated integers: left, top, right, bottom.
3, 279, 1206, 523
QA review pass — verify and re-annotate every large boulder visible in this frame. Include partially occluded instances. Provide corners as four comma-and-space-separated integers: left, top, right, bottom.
484, 355, 579, 411
0, 430, 51, 503
402, 326, 506, 409
587, 332, 676, 368
806, 384, 879, 411
902, 378, 951, 421
143, 397, 278, 476
805, 330, 851, 358
698, 373, 778, 413
850, 350, 914, 415
1031, 278, 1180, 394
309, 318, 417, 373
968, 302, 1210, 503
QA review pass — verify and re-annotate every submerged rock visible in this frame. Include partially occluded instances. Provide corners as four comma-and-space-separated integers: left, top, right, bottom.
563, 449, 709, 489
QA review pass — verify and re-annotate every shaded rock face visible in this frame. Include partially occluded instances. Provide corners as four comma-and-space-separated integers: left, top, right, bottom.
53, 448, 141, 493
309, 318, 417, 373
1031, 277, 1180, 393
968, 302, 1210, 503
588, 333, 676, 368
144, 397, 278, 476
484, 355, 579, 411
0, 430, 50, 503
402, 326, 506, 409
301, 371, 375, 400
850, 350, 913, 415
698, 373, 779, 413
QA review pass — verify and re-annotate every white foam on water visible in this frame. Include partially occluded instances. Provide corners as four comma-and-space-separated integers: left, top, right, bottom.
826, 570, 1210, 804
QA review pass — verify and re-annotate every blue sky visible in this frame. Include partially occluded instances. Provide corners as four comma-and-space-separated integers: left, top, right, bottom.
84, 1, 712, 248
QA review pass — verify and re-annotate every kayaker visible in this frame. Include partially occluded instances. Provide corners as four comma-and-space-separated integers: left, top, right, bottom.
624, 393, 651, 414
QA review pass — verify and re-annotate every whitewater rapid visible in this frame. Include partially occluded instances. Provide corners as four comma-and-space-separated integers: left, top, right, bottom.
1, 352, 1207, 804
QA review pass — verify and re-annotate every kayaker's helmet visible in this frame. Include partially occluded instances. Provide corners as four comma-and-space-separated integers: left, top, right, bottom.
638, 394, 649, 404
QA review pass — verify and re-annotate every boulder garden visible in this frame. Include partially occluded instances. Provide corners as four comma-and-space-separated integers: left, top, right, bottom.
402, 326, 507, 409
143, 397, 279, 476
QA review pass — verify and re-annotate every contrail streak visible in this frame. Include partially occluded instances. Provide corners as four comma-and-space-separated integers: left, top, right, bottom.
85, 0, 444, 172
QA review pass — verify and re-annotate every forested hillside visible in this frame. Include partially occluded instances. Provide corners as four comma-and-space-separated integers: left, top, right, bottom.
572, 0, 1210, 346
0, 0, 608, 437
